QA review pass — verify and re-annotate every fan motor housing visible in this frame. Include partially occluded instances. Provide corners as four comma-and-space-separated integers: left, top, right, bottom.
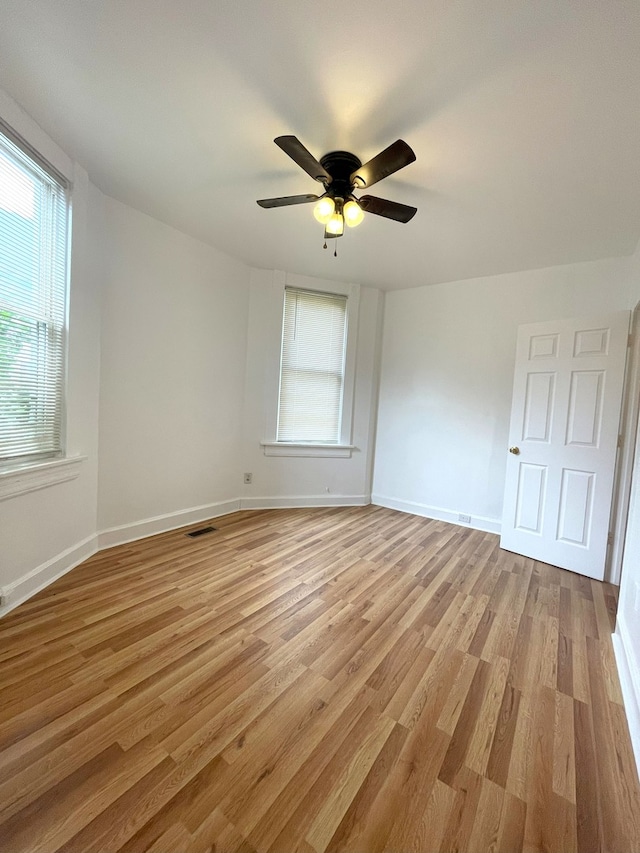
320, 150, 361, 195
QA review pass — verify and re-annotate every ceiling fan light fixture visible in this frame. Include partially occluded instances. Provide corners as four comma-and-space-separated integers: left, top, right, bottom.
343, 199, 364, 228
313, 195, 335, 224
258, 136, 417, 245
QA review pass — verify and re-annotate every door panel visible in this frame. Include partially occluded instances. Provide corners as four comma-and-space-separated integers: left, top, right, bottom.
501, 312, 629, 580
565, 371, 604, 446
514, 463, 547, 533
556, 468, 594, 546
529, 333, 559, 360
574, 327, 609, 357
523, 373, 555, 442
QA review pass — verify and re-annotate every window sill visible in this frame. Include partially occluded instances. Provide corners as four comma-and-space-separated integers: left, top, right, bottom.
0, 455, 86, 501
261, 442, 355, 458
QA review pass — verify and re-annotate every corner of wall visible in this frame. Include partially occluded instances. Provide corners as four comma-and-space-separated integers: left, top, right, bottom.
365, 287, 386, 497
0, 534, 98, 619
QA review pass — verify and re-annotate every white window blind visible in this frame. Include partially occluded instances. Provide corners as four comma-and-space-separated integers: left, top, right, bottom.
277, 288, 348, 443
0, 125, 69, 464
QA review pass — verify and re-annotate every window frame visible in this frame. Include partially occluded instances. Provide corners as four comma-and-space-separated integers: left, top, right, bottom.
276, 286, 348, 445
262, 272, 359, 458
0, 117, 71, 471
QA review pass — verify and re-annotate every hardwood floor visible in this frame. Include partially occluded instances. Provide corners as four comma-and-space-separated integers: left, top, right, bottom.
0, 505, 639, 852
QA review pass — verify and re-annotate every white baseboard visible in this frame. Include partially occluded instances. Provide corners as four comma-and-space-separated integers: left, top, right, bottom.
2, 496, 372, 620
371, 493, 502, 535
240, 494, 370, 510
1, 493, 498, 621
98, 499, 242, 549
0, 534, 98, 618
612, 617, 640, 779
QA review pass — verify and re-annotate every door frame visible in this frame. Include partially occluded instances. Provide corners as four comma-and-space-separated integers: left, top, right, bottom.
608, 301, 640, 584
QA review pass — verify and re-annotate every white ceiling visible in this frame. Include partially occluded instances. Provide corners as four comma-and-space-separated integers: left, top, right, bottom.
1, 1, 639, 291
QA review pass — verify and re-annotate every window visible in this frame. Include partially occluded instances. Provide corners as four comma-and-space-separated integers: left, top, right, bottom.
277, 288, 348, 443
260, 273, 359, 458
0, 123, 69, 465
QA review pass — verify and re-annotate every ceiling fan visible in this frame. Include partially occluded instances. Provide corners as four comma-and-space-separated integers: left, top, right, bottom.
257, 136, 417, 241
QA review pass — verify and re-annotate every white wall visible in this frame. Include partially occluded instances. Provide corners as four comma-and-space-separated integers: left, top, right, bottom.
0, 89, 102, 609
97, 194, 251, 543
372, 257, 636, 531
240, 269, 383, 506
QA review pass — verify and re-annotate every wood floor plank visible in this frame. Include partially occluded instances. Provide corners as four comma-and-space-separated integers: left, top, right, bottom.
466, 776, 505, 853
0, 505, 638, 852
322, 721, 410, 853
246, 686, 374, 851
303, 713, 397, 852
437, 765, 485, 853
497, 790, 527, 853
552, 689, 576, 804
264, 701, 381, 852
486, 680, 522, 789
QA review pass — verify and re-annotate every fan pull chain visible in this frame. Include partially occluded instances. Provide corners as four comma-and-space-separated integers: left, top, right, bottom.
321, 239, 338, 257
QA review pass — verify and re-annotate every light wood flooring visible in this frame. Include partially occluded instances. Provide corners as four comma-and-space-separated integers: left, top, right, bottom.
0, 505, 639, 853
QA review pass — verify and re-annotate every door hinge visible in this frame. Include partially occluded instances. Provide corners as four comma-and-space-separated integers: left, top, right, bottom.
608, 532, 614, 546
628, 334, 634, 348
618, 434, 623, 449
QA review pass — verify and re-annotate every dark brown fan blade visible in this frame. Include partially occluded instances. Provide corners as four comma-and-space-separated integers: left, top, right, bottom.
350, 140, 416, 189
274, 136, 332, 184
358, 195, 417, 223
257, 194, 319, 208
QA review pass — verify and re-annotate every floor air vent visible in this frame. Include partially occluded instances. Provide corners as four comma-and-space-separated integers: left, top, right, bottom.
186, 526, 217, 538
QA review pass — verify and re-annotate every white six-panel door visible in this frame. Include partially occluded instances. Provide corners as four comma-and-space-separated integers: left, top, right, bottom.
500, 312, 629, 580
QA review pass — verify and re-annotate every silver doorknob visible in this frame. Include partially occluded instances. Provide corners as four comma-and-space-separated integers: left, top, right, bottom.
509, 446, 520, 455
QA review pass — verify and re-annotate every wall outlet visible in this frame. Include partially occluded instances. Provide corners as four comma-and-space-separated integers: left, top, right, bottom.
458, 513, 471, 524
243, 472, 252, 485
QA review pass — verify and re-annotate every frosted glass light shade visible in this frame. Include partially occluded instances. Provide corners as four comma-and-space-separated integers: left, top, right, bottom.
343, 199, 364, 227
313, 196, 335, 224
326, 212, 344, 235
